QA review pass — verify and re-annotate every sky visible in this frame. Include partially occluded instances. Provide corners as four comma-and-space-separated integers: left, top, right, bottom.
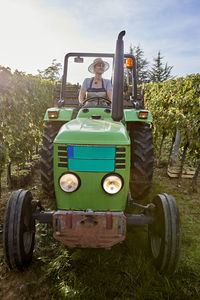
0, 0, 199, 84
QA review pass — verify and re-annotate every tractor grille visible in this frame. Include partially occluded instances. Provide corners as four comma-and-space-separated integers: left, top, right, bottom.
57, 145, 126, 171
115, 147, 126, 169
57, 146, 68, 168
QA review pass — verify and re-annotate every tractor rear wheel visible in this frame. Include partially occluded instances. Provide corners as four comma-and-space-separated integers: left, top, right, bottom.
148, 193, 181, 274
130, 122, 154, 199
3, 189, 35, 270
40, 123, 62, 197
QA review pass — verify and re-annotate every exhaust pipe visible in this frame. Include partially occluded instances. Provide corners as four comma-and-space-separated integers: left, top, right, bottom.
111, 31, 125, 121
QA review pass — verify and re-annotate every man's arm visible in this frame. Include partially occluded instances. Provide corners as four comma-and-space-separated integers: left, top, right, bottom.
79, 78, 88, 106
106, 79, 112, 101
107, 89, 112, 101
79, 89, 86, 106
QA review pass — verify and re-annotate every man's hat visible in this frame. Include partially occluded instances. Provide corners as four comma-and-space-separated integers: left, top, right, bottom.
88, 58, 110, 73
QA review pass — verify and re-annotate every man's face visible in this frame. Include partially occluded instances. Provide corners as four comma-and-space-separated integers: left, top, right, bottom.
94, 63, 105, 75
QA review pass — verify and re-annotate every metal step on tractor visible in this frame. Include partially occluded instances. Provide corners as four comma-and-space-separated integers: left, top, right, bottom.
3, 31, 181, 275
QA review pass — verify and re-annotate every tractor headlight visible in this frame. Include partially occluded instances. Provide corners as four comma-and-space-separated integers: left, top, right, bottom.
48, 110, 59, 119
102, 174, 123, 194
59, 173, 80, 193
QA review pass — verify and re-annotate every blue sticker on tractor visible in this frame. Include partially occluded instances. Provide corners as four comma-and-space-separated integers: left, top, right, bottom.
68, 159, 115, 172
68, 146, 74, 158
67, 145, 116, 172
67, 145, 115, 160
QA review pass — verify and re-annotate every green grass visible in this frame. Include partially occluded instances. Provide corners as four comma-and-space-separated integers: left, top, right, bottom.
1, 167, 200, 300
28, 171, 200, 300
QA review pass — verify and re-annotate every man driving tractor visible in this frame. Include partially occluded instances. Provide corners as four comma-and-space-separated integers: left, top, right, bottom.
78, 58, 112, 106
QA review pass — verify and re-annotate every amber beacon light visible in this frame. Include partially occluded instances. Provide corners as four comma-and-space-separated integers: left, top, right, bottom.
126, 58, 133, 69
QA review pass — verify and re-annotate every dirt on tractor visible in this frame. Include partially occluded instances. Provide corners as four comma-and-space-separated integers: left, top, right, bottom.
0, 166, 199, 300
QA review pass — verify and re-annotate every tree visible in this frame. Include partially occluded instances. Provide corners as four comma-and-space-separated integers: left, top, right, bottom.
126, 45, 149, 84
148, 51, 173, 82
0, 66, 12, 94
38, 59, 62, 82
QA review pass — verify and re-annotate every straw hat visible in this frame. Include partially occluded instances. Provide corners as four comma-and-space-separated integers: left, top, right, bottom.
88, 58, 110, 73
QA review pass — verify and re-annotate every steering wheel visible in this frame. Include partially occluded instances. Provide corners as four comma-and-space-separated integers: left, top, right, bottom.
82, 96, 111, 106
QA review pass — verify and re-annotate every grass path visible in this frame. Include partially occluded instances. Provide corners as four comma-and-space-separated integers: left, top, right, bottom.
0, 167, 199, 300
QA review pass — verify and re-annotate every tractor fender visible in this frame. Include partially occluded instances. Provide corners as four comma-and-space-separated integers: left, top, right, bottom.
43, 107, 75, 122
124, 109, 152, 123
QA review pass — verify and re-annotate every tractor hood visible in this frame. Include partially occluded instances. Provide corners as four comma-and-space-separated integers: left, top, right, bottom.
54, 118, 130, 145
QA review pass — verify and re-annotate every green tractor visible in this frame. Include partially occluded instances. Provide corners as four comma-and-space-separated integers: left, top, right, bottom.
3, 31, 181, 275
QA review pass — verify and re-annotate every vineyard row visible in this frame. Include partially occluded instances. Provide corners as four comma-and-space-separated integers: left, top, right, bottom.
0, 72, 199, 188
0, 71, 54, 185
144, 74, 200, 188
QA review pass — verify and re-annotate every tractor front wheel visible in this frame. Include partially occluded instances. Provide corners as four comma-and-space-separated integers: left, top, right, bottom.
3, 189, 35, 270
148, 193, 181, 274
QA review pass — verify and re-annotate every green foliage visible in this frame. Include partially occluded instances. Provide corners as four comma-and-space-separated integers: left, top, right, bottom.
148, 51, 173, 82
0, 69, 54, 169
0, 66, 12, 94
38, 59, 62, 82
0, 144, 6, 172
144, 74, 200, 162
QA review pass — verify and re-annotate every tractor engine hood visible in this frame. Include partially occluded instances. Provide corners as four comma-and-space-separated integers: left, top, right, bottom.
54, 118, 130, 145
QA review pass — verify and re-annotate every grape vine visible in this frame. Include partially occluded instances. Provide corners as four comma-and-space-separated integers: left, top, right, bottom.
0, 69, 54, 184
144, 74, 200, 187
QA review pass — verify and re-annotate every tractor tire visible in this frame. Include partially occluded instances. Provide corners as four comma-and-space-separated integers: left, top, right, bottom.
3, 189, 35, 270
148, 193, 181, 274
40, 123, 61, 197
130, 122, 154, 199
